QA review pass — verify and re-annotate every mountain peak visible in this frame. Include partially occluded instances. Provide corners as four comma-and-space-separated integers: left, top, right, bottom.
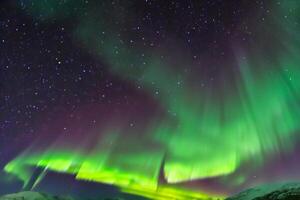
227, 182, 300, 200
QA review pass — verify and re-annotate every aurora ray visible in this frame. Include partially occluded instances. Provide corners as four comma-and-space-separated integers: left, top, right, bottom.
1, 0, 300, 199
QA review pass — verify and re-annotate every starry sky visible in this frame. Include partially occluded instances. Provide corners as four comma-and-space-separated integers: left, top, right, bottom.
1, 0, 300, 199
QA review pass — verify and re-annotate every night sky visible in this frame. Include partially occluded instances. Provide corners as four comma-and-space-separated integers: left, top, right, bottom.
1, 0, 300, 199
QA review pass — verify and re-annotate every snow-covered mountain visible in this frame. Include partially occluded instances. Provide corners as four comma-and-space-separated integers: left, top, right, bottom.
227, 182, 300, 200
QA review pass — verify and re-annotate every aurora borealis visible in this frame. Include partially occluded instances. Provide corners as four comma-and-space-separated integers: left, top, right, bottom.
1, 0, 300, 199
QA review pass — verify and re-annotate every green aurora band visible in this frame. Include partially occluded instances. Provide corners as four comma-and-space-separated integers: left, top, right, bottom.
3, 1, 300, 199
